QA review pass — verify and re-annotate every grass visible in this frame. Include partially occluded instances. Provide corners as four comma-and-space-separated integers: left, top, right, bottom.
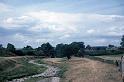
34, 58, 68, 81
0, 57, 46, 81
86, 56, 116, 65
57, 62, 68, 78
34, 59, 45, 64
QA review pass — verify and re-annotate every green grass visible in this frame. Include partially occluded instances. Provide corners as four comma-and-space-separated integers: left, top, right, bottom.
0, 57, 46, 81
34, 58, 68, 81
34, 59, 45, 64
57, 62, 68, 78
86, 56, 116, 65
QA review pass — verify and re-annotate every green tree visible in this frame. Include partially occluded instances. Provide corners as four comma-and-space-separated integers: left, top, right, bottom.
55, 43, 66, 57
86, 45, 91, 50
64, 44, 72, 60
41, 42, 55, 57
7, 43, 15, 53
22, 45, 35, 56
120, 35, 124, 48
69, 42, 85, 56
0, 44, 3, 49
23, 45, 33, 50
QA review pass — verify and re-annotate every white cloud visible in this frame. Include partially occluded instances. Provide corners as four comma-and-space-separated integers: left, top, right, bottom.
87, 29, 95, 34
0, 3, 10, 12
0, 10, 124, 46
59, 34, 70, 39
13, 33, 30, 44
0, 15, 34, 29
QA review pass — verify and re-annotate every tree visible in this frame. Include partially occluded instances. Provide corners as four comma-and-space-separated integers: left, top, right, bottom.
121, 35, 124, 48
77, 48, 85, 57
41, 42, 55, 57
55, 44, 66, 57
86, 45, 91, 50
22, 45, 35, 56
69, 42, 85, 56
108, 44, 114, 48
64, 44, 72, 60
23, 45, 33, 50
7, 43, 15, 53
0, 44, 3, 49
15, 50, 25, 56
35, 49, 44, 56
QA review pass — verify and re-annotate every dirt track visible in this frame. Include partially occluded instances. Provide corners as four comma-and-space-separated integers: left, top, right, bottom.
63, 57, 122, 82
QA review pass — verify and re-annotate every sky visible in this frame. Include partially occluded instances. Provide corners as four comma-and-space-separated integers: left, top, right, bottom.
0, 0, 124, 48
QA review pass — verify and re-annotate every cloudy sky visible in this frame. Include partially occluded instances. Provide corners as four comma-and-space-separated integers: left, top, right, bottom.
0, 0, 124, 48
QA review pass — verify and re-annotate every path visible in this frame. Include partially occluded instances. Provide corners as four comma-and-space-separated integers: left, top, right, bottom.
8, 60, 60, 82
64, 57, 122, 82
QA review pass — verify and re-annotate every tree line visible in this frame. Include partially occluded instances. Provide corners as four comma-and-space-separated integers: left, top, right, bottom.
0, 35, 124, 58
0, 42, 85, 58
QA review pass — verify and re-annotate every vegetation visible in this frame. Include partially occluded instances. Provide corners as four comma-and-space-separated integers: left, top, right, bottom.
0, 57, 46, 81
57, 62, 68, 78
0, 35, 124, 58
120, 35, 124, 48
7, 43, 16, 53
35, 58, 68, 81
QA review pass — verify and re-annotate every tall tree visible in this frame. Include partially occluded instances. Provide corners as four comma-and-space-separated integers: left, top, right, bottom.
69, 42, 85, 56
64, 44, 72, 60
41, 42, 55, 57
120, 35, 124, 48
7, 43, 15, 53
55, 44, 66, 57
0, 44, 3, 49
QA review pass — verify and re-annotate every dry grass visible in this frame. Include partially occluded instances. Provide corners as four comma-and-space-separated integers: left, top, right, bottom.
63, 57, 122, 82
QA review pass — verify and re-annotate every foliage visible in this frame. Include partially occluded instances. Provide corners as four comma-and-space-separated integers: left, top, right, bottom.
22, 45, 35, 56
0, 57, 46, 81
7, 43, 15, 53
55, 44, 67, 57
69, 42, 85, 56
0, 48, 15, 57
40, 42, 55, 57
55, 42, 85, 58
120, 35, 124, 48
15, 50, 25, 56
57, 63, 68, 78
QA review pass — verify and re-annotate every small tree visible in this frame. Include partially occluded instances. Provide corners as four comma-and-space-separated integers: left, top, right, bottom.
120, 35, 124, 48
86, 45, 91, 50
22, 45, 35, 56
7, 43, 15, 53
0, 44, 3, 49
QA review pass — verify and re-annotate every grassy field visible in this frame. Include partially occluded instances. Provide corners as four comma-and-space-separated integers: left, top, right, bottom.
0, 56, 46, 81
35, 58, 69, 82
35, 57, 122, 82
95, 54, 124, 61
0, 56, 122, 82
62, 57, 122, 82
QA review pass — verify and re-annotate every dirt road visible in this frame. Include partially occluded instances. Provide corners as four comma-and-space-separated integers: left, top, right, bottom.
63, 57, 122, 82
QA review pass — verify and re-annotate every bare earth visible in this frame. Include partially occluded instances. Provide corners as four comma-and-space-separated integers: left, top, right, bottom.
63, 57, 122, 82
